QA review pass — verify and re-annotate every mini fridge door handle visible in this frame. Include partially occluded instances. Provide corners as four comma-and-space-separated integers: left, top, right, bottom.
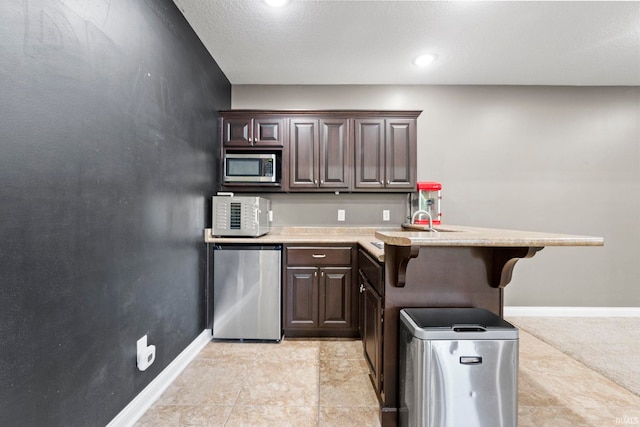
460, 356, 483, 365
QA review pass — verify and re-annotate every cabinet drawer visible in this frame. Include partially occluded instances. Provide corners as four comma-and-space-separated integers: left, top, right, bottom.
287, 247, 352, 266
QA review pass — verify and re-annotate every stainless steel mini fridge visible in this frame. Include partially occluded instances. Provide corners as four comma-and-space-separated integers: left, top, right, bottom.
212, 244, 282, 341
399, 308, 518, 427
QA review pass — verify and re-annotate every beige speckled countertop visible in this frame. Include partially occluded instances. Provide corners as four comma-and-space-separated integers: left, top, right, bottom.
204, 227, 387, 261
204, 225, 603, 262
374, 225, 604, 247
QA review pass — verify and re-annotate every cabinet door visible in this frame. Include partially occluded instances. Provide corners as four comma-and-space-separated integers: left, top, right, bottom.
253, 117, 284, 147
223, 118, 252, 146
319, 119, 350, 189
358, 280, 365, 338
354, 119, 385, 189
318, 267, 352, 329
289, 119, 319, 189
363, 281, 383, 392
285, 267, 319, 329
385, 119, 416, 189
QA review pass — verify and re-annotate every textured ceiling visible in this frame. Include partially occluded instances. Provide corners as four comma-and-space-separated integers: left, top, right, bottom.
172, 0, 640, 86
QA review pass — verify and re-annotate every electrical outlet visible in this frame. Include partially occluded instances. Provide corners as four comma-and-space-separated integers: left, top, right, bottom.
383, 210, 390, 221
337, 209, 346, 221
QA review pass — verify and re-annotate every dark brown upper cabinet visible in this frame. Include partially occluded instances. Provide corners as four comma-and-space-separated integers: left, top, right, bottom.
289, 118, 319, 189
219, 110, 420, 193
354, 119, 385, 189
320, 118, 351, 190
288, 118, 351, 190
354, 118, 416, 190
386, 119, 417, 189
223, 115, 284, 147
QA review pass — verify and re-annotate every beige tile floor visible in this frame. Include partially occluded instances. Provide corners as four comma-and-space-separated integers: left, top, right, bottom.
136, 331, 640, 426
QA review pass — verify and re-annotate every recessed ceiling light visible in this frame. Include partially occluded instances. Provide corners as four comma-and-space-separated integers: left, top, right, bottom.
413, 53, 437, 67
263, 0, 289, 7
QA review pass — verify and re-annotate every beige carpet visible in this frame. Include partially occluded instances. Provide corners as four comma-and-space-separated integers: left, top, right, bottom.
508, 317, 640, 397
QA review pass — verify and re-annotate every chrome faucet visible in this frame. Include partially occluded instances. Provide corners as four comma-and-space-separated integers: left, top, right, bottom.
411, 210, 437, 232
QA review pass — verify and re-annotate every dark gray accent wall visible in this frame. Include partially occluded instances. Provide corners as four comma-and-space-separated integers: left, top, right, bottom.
0, 1, 230, 425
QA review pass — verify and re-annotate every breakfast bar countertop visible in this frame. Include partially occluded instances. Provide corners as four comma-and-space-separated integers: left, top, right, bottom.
374, 225, 604, 247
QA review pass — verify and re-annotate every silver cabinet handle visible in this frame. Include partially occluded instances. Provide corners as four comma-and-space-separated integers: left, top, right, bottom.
312, 254, 326, 258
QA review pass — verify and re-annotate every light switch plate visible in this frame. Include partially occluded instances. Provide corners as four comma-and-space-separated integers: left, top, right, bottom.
383, 210, 390, 221
338, 209, 345, 221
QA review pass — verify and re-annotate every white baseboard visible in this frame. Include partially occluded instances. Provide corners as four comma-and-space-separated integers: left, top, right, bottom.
505, 306, 640, 317
107, 329, 212, 427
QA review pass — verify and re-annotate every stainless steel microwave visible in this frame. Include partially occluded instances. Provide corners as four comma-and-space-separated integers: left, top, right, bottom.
223, 153, 276, 183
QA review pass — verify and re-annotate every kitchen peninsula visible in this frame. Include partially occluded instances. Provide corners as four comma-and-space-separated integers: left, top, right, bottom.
205, 225, 603, 426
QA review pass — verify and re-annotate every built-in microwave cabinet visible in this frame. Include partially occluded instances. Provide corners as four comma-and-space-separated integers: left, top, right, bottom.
220, 112, 286, 191
222, 114, 284, 148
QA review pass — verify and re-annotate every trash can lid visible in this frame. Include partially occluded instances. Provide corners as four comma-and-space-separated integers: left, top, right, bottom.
400, 308, 518, 340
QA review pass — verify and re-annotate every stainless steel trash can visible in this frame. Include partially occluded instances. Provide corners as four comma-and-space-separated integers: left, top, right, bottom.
399, 308, 518, 427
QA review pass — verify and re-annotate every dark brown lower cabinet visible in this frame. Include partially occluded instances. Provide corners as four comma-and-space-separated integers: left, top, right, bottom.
285, 267, 318, 328
319, 267, 353, 328
284, 245, 358, 338
360, 275, 383, 392
358, 249, 385, 396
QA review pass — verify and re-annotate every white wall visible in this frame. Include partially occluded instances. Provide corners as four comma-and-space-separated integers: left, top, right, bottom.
232, 85, 640, 308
